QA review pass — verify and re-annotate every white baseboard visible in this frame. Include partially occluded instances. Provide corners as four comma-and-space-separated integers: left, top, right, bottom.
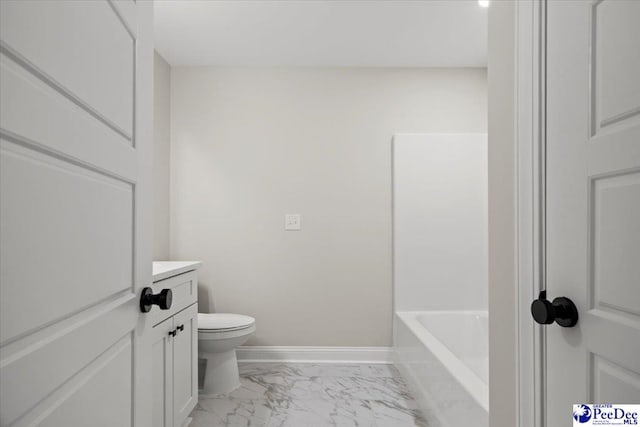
236, 346, 393, 364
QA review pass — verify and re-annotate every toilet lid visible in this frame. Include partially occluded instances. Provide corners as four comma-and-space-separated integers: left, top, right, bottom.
198, 313, 255, 331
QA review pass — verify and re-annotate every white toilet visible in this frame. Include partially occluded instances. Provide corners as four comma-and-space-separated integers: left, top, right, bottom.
198, 313, 256, 395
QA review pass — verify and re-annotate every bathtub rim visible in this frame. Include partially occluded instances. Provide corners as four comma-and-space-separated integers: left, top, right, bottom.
395, 310, 489, 412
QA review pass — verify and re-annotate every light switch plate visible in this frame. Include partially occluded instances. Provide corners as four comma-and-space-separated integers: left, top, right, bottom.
285, 214, 301, 230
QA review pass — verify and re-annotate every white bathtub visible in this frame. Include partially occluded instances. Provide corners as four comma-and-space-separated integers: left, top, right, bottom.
394, 311, 489, 427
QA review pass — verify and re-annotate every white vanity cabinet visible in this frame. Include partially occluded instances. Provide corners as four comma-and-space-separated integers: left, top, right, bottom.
150, 263, 201, 427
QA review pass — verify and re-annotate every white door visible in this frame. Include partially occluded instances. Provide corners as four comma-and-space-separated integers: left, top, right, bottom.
0, 1, 153, 426
545, 0, 640, 424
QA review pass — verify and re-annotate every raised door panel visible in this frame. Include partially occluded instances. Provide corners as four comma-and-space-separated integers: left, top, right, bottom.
0, 0, 135, 139
0, 141, 133, 343
591, 355, 640, 404
28, 337, 133, 427
0, 52, 136, 180
173, 304, 198, 427
151, 317, 174, 427
592, 0, 640, 132
591, 172, 640, 317
0, 296, 137, 426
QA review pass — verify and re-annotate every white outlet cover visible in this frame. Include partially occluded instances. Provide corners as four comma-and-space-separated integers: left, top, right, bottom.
285, 214, 301, 230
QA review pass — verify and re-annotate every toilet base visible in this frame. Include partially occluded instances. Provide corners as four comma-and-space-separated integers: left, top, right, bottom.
200, 348, 240, 395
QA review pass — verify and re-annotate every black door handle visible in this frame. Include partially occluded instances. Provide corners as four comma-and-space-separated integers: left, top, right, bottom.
177, 324, 184, 332
531, 290, 578, 327
169, 329, 177, 337
140, 287, 172, 313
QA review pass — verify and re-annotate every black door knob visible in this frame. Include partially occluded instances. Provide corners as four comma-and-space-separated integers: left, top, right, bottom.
531, 290, 578, 327
140, 287, 172, 313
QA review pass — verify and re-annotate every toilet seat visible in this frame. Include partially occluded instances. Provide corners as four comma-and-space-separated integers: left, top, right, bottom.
198, 313, 255, 332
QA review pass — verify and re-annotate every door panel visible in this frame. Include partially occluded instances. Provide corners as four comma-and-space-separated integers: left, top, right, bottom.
592, 0, 640, 131
173, 304, 198, 426
592, 355, 640, 404
0, 141, 133, 342
0, 0, 134, 138
0, 0, 153, 425
592, 172, 640, 316
546, 0, 640, 423
0, 53, 136, 178
0, 296, 136, 425
27, 337, 133, 427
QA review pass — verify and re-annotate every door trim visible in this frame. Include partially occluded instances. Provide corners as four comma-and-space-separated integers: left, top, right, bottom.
516, 1, 547, 427
133, 1, 155, 426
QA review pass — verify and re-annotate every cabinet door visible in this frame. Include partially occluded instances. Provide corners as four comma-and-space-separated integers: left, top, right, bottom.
173, 303, 198, 427
151, 317, 174, 427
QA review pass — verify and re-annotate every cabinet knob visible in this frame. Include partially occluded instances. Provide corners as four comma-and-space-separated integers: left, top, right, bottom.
168, 329, 177, 337
177, 324, 184, 332
140, 287, 172, 313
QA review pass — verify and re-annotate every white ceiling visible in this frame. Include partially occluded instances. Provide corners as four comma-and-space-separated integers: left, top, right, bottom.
154, 1, 488, 68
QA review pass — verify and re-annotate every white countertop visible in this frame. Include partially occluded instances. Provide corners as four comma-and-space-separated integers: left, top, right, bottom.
152, 261, 202, 282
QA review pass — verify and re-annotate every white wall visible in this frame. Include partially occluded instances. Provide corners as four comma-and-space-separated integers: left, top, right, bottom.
153, 52, 171, 260
393, 133, 487, 312
488, 2, 517, 426
170, 67, 487, 346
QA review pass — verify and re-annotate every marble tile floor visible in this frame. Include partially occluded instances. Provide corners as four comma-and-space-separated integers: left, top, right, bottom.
190, 362, 428, 427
